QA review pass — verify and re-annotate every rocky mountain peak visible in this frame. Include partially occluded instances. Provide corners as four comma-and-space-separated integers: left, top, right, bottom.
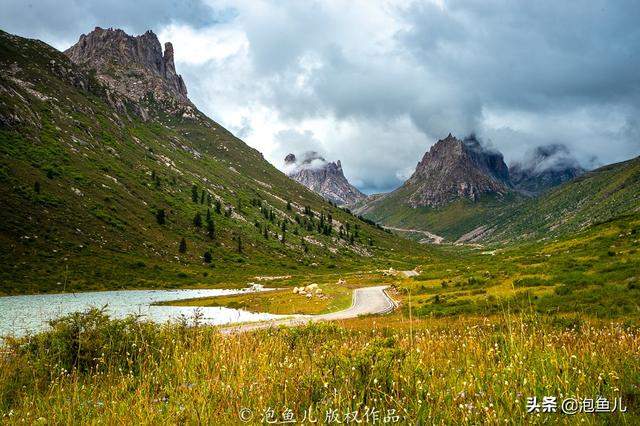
64, 27, 189, 108
404, 134, 511, 207
284, 152, 366, 206
510, 143, 585, 195
284, 153, 297, 164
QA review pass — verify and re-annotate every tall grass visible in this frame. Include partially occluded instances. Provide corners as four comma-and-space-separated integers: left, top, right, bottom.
1, 310, 638, 424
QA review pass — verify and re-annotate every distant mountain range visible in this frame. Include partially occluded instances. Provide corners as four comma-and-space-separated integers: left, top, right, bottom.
509, 143, 585, 195
284, 152, 366, 206
349, 133, 638, 243
397, 133, 511, 208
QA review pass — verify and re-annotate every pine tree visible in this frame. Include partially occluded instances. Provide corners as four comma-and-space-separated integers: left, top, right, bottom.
286, 201, 292, 211
215, 200, 222, 214
200, 190, 205, 204
207, 219, 215, 239
237, 235, 243, 253
193, 212, 202, 228
263, 226, 268, 239
203, 251, 212, 263
151, 170, 160, 188
179, 237, 187, 253
191, 184, 199, 203
33, 181, 40, 194
156, 209, 166, 225
281, 221, 287, 244
206, 209, 211, 222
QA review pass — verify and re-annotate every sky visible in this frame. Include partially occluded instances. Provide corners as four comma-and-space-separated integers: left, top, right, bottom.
2, 0, 639, 193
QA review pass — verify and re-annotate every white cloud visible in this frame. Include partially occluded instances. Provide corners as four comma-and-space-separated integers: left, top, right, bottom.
159, 24, 248, 65
5, 0, 639, 193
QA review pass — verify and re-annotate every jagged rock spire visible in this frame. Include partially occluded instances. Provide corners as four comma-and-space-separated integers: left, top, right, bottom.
284, 153, 366, 206
64, 27, 189, 104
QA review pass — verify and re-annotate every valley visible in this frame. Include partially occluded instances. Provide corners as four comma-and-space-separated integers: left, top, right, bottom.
0, 21, 638, 425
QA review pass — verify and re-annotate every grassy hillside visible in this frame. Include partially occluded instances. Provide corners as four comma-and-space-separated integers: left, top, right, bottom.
357, 156, 640, 243
355, 185, 521, 241
0, 30, 424, 295
483, 157, 640, 243
396, 212, 640, 319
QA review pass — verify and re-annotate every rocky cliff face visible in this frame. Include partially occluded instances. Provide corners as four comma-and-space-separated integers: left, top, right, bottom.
285, 152, 366, 206
509, 144, 585, 195
64, 27, 191, 118
403, 134, 511, 207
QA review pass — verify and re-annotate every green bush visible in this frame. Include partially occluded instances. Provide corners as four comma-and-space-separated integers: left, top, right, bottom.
7, 309, 162, 374
554, 285, 572, 296
514, 277, 551, 287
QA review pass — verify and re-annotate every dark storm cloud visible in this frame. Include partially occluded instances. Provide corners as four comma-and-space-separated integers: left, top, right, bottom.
0, 0, 222, 48
400, 1, 640, 112
2, 1, 639, 193
298, 1, 640, 182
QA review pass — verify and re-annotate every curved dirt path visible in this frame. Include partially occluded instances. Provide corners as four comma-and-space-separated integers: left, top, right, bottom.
221, 286, 395, 334
382, 226, 444, 244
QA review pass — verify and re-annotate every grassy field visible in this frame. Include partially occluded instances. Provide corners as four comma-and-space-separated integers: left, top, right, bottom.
1, 309, 638, 424
155, 271, 392, 315
154, 213, 640, 321
157, 285, 353, 315
1, 214, 637, 424
394, 213, 640, 320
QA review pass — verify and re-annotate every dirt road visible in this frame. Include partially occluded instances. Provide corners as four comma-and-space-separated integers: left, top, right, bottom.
382, 226, 444, 244
221, 285, 396, 333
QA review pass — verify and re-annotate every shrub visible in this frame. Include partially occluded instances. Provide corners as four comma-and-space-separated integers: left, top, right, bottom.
155, 209, 165, 225
6, 309, 161, 374
514, 277, 551, 287
554, 285, 572, 296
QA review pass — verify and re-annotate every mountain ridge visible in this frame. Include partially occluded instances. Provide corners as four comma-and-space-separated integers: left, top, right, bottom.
355, 133, 637, 244
509, 143, 585, 195
403, 133, 511, 208
0, 28, 420, 294
284, 152, 366, 206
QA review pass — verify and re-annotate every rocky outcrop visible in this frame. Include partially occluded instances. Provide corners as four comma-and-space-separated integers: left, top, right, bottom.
64, 27, 190, 113
285, 152, 366, 206
509, 144, 584, 195
403, 134, 511, 207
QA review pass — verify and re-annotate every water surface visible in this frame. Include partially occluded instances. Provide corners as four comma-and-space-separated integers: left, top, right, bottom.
0, 287, 282, 337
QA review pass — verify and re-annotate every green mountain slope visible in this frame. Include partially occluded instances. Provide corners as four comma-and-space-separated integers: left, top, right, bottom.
481, 156, 640, 243
356, 144, 639, 244
0, 30, 423, 295
354, 187, 521, 241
